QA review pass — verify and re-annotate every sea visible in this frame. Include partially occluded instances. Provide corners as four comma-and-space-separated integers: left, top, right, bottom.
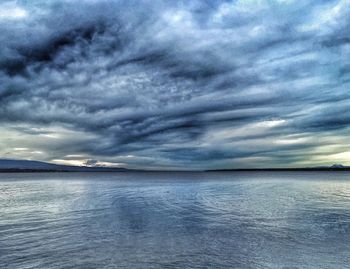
1, 172, 350, 269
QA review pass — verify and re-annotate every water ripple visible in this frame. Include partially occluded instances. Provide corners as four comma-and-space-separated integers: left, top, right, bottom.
1, 172, 350, 268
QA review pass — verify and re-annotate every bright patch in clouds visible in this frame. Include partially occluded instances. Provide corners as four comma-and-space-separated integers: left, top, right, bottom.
0, 3, 27, 20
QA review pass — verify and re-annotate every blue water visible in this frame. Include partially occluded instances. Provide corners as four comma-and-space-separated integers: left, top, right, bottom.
1, 172, 350, 269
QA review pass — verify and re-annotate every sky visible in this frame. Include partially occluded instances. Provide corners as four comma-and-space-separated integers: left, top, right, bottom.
0, 0, 349, 170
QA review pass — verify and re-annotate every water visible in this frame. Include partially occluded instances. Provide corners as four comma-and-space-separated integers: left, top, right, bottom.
1, 172, 350, 269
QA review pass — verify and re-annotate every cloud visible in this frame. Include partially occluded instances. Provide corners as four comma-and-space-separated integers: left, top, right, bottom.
0, 2, 28, 21
0, 0, 349, 169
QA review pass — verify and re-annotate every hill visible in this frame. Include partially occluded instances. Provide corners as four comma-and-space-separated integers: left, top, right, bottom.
0, 159, 129, 172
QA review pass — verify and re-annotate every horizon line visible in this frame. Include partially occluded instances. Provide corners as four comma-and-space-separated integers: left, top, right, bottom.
1, 158, 349, 172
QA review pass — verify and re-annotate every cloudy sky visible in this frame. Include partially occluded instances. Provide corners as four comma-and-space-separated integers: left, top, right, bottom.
0, 0, 349, 170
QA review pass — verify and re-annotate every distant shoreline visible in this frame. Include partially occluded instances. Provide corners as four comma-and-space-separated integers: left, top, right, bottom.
0, 169, 129, 173
1, 168, 350, 173
206, 168, 350, 172
2, 159, 348, 173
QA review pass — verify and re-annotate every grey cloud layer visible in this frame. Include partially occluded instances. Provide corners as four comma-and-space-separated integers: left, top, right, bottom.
1, 0, 350, 169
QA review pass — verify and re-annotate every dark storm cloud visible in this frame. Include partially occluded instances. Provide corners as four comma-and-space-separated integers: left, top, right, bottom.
1, 0, 350, 169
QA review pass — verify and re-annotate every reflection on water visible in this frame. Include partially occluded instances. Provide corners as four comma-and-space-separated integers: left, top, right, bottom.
1, 172, 350, 269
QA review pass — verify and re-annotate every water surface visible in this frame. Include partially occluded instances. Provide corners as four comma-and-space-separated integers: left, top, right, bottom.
1, 172, 350, 268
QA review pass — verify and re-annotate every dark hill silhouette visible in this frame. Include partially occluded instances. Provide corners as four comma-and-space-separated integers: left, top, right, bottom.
0, 159, 129, 172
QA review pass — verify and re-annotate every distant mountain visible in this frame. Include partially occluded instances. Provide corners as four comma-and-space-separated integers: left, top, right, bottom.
206, 164, 350, 172
330, 164, 346, 169
0, 159, 129, 172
